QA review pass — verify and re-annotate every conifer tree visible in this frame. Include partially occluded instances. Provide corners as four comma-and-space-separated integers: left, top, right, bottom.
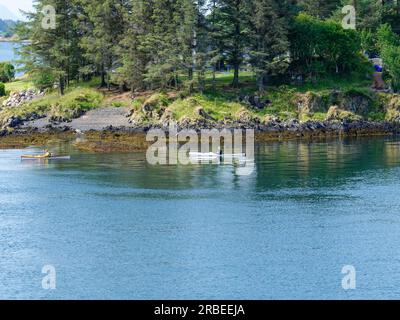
300, 0, 341, 18
248, 0, 289, 92
142, 0, 182, 89
17, 0, 81, 95
117, 0, 152, 92
78, 0, 126, 89
215, 0, 249, 88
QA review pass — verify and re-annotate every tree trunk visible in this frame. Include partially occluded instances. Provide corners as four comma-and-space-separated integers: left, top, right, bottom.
212, 67, 216, 92
232, 0, 241, 88
232, 63, 239, 88
175, 73, 179, 90
198, 71, 205, 93
100, 64, 107, 88
257, 73, 265, 92
59, 76, 65, 96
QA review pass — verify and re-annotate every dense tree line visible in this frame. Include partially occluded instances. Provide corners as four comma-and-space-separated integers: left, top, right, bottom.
0, 19, 16, 37
16, 0, 400, 95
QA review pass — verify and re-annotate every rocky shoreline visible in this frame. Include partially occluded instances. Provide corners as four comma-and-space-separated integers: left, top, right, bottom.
6, 117, 400, 136
1, 118, 400, 151
2, 89, 400, 150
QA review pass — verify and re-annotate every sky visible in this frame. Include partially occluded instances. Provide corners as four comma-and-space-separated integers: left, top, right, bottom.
1, 0, 33, 19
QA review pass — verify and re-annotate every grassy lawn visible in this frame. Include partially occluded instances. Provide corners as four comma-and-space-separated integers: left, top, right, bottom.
286, 76, 372, 93
5, 76, 35, 93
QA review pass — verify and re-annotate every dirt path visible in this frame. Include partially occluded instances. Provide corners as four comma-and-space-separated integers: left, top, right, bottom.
23, 107, 134, 131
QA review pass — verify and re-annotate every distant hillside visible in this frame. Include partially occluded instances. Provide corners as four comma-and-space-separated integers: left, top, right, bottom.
0, 4, 19, 21
0, 19, 17, 38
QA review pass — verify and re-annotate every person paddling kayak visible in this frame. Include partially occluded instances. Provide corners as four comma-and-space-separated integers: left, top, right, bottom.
42, 149, 52, 158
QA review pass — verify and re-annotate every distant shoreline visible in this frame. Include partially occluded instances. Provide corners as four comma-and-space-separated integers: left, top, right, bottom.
0, 37, 17, 42
0, 38, 29, 43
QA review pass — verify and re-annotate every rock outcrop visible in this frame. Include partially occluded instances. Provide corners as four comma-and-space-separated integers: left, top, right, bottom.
238, 94, 271, 110
339, 91, 372, 115
296, 92, 324, 115
1, 89, 45, 108
235, 108, 261, 124
295, 90, 374, 120
326, 106, 363, 122
383, 94, 400, 121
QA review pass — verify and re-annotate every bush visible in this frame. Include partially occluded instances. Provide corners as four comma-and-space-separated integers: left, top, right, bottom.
326, 106, 362, 122
0, 82, 5, 96
0, 62, 15, 83
377, 25, 400, 92
111, 101, 129, 108
33, 71, 55, 90
142, 93, 170, 112
290, 14, 364, 80
360, 30, 378, 56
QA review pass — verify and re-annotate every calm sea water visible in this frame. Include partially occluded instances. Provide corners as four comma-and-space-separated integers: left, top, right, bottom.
0, 42, 18, 62
0, 41, 23, 76
1, 136, 400, 299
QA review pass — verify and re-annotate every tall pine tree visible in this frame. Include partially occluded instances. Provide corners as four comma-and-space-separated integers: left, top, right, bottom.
18, 0, 81, 95
248, 0, 289, 92
215, 0, 249, 88
117, 0, 152, 92
78, 0, 127, 89
300, 0, 341, 18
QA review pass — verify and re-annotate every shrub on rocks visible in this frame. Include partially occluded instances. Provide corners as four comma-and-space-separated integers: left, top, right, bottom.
129, 109, 149, 125
376, 94, 400, 121
33, 71, 56, 91
238, 94, 271, 110
142, 93, 170, 113
264, 114, 280, 125
47, 90, 103, 123
195, 106, 214, 121
326, 106, 362, 122
235, 107, 260, 124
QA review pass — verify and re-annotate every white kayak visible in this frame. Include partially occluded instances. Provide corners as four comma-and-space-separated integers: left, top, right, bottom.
189, 152, 219, 158
189, 152, 246, 158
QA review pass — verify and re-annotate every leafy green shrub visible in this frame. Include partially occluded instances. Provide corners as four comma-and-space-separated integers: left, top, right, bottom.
377, 24, 400, 92
33, 71, 55, 90
0, 82, 5, 96
361, 30, 378, 56
0, 62, 15, 83
49, 90, 103, 122
22, 88, 103, 122
368, 111, 385, 121
344, 87, 374, 100
111, 101, 129, 108
142, 93, 171, 112
290, 14, 364, 80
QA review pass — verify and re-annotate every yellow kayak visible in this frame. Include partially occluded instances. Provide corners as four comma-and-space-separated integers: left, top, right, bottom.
21, 154, 50, 159
21, 155, 71, 160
